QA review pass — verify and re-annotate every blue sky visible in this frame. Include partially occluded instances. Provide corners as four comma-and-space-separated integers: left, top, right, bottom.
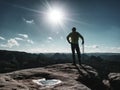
0, 0, 120, 53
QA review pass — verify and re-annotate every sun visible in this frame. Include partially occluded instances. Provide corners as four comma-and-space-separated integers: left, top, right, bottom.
48, 8, 64, 24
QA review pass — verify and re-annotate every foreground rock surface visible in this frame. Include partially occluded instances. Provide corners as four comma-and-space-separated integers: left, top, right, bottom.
0, 63, 105, 90
108, 73, 120, 90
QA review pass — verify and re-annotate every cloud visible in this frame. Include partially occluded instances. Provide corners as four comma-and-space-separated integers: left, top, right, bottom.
18, 34, 28, 38
23, 18, 34, 24
7, 39, 19, 48
108, 47, 120, 53
15, 37, 23, 41
27, 39, 34, 44
85, 45, 99, 49
26, 47, 70, 53
0, 36, 5, 40
17, 34, 34, 44
84, 44, 100, 53
92, 45, 99, 49
0, 34, 34, 49
1, 38, 19, 48
47, 37, 53, 43
84, 45, 120, 53
48, 37, 53, 40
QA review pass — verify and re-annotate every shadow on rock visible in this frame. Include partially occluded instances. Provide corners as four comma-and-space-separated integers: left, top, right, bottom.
76, 64, 107, 90
108, 73, 120, 90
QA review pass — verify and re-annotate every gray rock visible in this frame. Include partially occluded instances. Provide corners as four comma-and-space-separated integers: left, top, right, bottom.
0, 76, 29, 90
0, 63, 104, 90
76, 64, 106, 90
108, 73, 120, 90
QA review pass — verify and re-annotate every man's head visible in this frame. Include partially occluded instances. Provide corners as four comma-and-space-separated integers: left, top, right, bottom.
72, 27, 76, 32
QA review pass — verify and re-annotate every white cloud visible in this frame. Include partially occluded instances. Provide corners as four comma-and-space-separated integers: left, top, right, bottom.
15, 37, 23, 41
48, 37, 53, 40
108, 47, 120, 53
0, 34, 34, 49
18, 34, 28, 38
85, 45, 99, 49
27, 39, 34, 44
7, 39, 19, 48
26, 47, 70, 53
17, 34, 34, 44
84, 45, 120, 53
84, 45, 100, 53
23, 18, 34, 24
47, 37, 53, 43
1, 38, 19, 48
92, 45, 99, 49
0, 36, 5, 40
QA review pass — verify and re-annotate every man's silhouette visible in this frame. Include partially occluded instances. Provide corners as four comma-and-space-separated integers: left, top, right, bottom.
67, 27, 84, 65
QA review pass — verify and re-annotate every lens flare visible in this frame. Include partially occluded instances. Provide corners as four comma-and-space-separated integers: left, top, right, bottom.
48, 9, 64, 23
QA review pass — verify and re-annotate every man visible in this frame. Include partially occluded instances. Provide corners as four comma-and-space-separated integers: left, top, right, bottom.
67, 27, 84, 65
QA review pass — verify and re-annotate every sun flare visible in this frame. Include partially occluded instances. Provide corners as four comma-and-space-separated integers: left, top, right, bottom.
48, 8, 64, 23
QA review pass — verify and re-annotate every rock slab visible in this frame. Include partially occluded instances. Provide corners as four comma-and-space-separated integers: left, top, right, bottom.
0, 63, 104, 90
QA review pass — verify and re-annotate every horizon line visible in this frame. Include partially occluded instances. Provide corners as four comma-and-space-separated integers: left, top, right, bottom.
0, 49, 120, 54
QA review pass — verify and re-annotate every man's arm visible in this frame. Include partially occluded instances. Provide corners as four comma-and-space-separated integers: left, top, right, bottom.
78, 32, 84, 44
66, 33, 71, 44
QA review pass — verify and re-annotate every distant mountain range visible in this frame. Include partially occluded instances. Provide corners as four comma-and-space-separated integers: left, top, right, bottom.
0, 50, 120, 74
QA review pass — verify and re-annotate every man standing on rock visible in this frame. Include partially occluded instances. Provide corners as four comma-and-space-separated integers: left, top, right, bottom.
67, 27, 84, 65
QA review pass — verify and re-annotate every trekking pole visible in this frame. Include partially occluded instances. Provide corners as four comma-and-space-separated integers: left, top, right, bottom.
82, 44, 84, 62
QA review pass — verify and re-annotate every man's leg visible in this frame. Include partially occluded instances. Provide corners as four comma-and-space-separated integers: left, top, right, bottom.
76, 44, 81, 65
71, 44, 76, 65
